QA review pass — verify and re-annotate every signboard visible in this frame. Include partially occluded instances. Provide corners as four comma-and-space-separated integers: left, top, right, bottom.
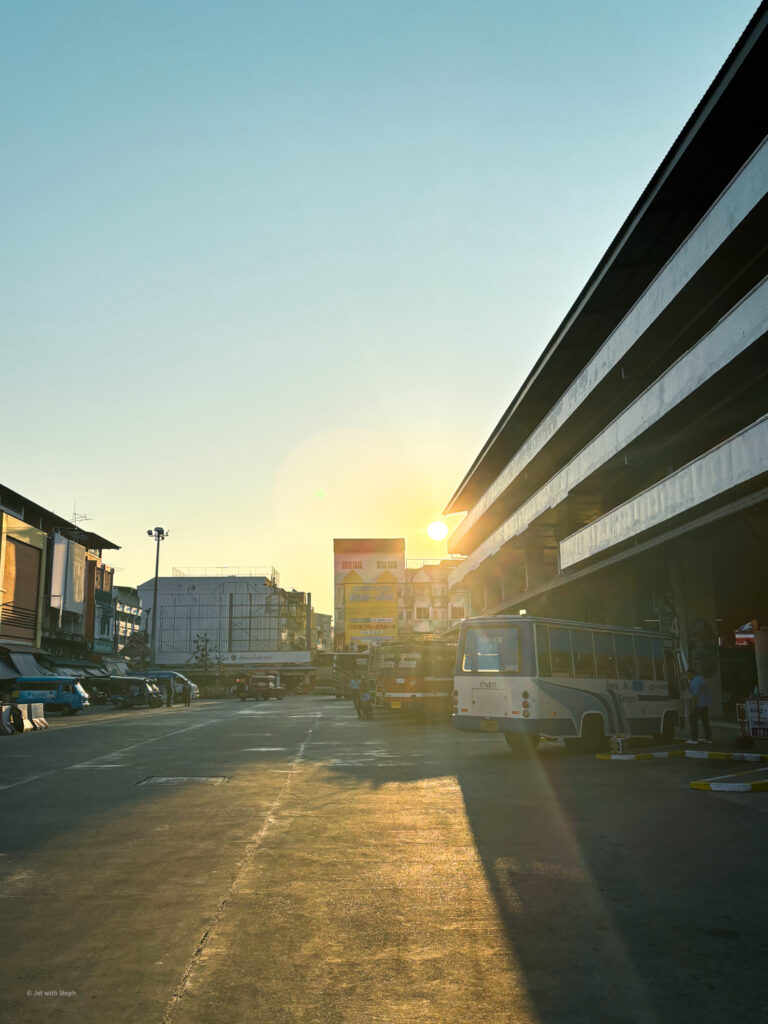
344, 583, 398, 642
170, 650, 312, 668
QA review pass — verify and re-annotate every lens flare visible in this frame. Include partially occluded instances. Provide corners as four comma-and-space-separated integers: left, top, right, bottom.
427, 521, 449, 541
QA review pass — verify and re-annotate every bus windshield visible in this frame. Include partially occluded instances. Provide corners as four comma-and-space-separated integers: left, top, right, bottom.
461, 626, 520, 674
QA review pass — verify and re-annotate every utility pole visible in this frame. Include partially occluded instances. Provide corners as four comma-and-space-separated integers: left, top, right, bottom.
147, 527, 168, 668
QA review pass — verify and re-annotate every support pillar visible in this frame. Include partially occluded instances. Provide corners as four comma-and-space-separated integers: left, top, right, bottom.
755, 628, 768, 695
670, 540, 723, 718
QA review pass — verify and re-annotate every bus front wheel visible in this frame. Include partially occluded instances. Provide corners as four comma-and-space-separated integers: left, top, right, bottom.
580, 716, 607, 754
655, 712, 678, 745
504, 733, 539, 754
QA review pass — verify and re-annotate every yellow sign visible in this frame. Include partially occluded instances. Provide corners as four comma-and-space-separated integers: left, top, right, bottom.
344, 582, 398, 641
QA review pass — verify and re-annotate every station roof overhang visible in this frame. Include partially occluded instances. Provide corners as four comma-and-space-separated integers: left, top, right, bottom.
445, 2, 768, 517
474, 483, 768, 618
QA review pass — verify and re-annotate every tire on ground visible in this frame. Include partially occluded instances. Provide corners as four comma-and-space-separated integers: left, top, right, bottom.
655, 710, 678, 745
504, 732, 539, 753
580, 714, 607, 753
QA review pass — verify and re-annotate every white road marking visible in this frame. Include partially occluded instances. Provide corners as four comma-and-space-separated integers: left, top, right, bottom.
241, 747, 288, 752
69, 764, 127, 769
0, 713, 235, 794
699, 765, 768, 783
0, 771, 59, 792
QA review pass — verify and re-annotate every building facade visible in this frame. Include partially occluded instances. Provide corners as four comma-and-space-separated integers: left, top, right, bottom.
403, 560, 471, 637
444, 7, 768, 714
0, 484, 119, 657
137, 568, 313, 683
113, 585, 143, 653
333, 539, 405, 650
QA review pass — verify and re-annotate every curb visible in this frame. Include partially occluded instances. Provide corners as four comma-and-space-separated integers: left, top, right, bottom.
690, 778, 768, 793
597, 750, 768, 762
597, 751, 685, 760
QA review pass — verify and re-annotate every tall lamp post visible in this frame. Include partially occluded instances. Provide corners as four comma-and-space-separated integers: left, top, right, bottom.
147, 527, 168, 668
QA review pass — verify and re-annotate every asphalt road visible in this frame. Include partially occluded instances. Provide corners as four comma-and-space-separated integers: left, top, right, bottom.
2, 696, 767, 1024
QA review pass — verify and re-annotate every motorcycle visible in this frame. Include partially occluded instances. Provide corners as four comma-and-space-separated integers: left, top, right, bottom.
358, 692, 374, 720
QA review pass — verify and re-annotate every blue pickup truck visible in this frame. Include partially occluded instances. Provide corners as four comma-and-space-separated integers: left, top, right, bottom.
3, 676, 90, 715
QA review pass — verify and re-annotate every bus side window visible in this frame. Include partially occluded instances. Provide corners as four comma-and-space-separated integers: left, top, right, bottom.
536, 625, 551, 676
634, 637, 653, 680
615, 635, 637, 679
549, 627, 573, 677
594, 632, 617, 678
572, 630, 596, 678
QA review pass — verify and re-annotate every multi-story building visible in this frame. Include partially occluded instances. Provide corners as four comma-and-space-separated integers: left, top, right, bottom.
333, 539, 405, 650
403, 560, 470, 636
137, 567, 315, 687
444, 8, 768, 711
312, 612, 332, 652
0, 484, 119, 656
113, 585, 143, 653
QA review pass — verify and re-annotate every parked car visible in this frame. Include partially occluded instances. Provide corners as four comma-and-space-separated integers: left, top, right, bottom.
0, 676, 90, 715
143, 670, 199, 702
235, 674, 285, 701
106, 676, 164, 709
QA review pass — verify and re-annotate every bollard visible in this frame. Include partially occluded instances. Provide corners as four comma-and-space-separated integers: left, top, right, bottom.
29, 702, 49, 729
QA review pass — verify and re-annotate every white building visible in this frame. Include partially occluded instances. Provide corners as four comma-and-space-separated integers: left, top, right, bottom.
138, 568, 312, 678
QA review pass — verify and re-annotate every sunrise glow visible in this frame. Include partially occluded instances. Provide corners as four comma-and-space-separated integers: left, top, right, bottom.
427, 521, 450, 541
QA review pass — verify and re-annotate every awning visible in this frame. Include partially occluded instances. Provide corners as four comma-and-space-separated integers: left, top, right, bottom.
9, 652, 50, 677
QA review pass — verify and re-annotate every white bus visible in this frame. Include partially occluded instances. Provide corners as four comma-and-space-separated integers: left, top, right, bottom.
453, 616, 681, 751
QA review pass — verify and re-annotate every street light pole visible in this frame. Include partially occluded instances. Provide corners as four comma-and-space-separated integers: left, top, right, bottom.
147, 527, 168, 668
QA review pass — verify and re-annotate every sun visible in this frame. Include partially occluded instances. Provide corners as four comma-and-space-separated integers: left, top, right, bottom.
427, 520, 449, 541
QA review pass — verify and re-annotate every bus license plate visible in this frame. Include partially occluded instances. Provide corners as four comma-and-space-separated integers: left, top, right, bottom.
390, 701, 401, 709
481, 719, 498, 732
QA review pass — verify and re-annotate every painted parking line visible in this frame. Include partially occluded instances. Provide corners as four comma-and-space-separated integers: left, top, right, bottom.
0, 713, 235, 793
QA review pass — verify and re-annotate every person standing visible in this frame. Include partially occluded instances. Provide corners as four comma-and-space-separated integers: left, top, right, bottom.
183, 679, 191, 707
688, 672, 712, 745
349, 675, 361, 713
684, 671, 696, 737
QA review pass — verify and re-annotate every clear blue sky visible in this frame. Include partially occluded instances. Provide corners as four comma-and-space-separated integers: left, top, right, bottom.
1, 0, 759, 613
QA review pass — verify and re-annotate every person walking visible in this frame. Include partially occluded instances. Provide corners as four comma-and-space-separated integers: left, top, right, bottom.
183, 679, 191, 707
687, 671, 712, 745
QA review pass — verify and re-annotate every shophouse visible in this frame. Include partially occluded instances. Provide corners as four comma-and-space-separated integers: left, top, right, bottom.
0, 484, 119, 656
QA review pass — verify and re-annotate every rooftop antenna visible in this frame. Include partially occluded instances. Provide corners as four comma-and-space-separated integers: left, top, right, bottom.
71, 501, 92, 527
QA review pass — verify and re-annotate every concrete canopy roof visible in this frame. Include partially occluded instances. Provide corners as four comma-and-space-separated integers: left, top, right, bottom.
445, 1, 768, 516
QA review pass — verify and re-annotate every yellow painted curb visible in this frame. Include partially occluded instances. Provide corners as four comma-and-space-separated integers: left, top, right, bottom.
597, 750, 684, 761
597, 750, 768, 762
691, 779, 768, 792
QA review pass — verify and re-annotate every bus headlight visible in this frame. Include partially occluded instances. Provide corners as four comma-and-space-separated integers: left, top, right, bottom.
522, 700, 529, 709
522, 690, 530, 699
523, 710, 530, 718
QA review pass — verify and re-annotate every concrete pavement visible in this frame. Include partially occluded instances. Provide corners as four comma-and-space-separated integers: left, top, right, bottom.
2, 697, 768, 1024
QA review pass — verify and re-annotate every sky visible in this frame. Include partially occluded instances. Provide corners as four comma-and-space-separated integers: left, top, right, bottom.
1, 0, 760, 614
